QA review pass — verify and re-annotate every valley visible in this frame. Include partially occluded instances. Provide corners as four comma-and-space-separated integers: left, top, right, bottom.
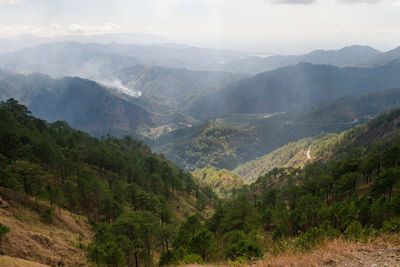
1, 31, 400, 266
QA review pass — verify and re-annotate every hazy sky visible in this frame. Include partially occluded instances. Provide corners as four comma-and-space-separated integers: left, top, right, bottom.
0, 0, 399, 54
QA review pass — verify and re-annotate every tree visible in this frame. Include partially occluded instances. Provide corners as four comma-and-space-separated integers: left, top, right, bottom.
372, 167, 400, 200
173, 215, 202, 249
189, 230, 217, 261
223, 230, 263, 260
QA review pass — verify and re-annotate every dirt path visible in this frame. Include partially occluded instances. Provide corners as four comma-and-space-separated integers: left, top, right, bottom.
328, 247, 400, 267
256, 238, 400, 267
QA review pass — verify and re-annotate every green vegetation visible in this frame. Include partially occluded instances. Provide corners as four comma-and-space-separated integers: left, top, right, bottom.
202, 109, 400, 262
154, 122, 254, 171
234, 138, 313, 181
3, 97, 400, 266
0, 99, 217, 266
192, 168, 245, 198
155, 88, 400, 175
236, 106, 400, 181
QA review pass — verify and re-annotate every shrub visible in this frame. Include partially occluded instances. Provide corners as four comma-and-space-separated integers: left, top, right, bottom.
294, 227, 327, 251
42, 207, 55, 223
183, 253, 203, 264
382, 218, 400, 233
224, 230, 263, 260
345, 221, 363, 241
159, 250, 178, 266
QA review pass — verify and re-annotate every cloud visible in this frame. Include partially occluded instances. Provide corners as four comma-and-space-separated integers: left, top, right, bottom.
270, 0, 316, 4
336, 0, 383, 3
0, 23, 121, 37
67, 23, 121, 34
0, 0, 22, 4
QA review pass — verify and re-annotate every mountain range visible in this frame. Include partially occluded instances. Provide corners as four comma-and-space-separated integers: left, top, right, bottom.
188, 61, 400, 119
219, 45, 381, 74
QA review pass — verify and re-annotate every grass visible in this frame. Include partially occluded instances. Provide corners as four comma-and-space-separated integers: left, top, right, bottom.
259, 235, 400, 267
0, 255, 49, 267
0, 187, 93, 266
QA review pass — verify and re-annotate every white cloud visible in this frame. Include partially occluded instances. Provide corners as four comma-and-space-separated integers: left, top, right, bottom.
0, 0, 22, 3
0, 23, 122, 37
67, 23, 121, 34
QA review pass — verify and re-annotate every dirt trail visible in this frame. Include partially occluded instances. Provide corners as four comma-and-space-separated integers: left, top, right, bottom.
327, 247, 400, 267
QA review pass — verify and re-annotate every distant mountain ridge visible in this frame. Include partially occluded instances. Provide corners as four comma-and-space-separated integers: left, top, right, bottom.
219, 45, 381, 74
0, 70, 156, 137
358, 46, 400, 67
188, 61, 400, 119
0, 41, 247, 79
156, 87, 400, 174
235, 100, 400, 181
0, 32, 174, 54
116, 65, 245, 108
0, 42, 142, 79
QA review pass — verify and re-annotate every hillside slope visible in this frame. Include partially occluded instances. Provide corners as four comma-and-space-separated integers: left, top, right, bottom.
116, 65, 244, 108
0, 190, 92, 266
191, 168, 245, 198
156, 88, 400, 173
0, 71, 200, 138
188, 61, 400, 119
221, 45, 381, 74
236, 107, 400, 181
0, 99, 216, 266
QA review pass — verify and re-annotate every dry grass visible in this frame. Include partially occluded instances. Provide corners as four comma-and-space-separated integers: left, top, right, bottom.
258, 235, 400, 267
0, 255, 50, 267
180, 235, 400, 267
0, 189, 93, 267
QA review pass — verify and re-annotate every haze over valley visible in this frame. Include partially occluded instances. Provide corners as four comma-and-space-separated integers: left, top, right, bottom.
2, 0, 400, 266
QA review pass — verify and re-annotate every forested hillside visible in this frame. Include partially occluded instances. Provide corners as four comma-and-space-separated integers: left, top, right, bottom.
191, 168, 245, 198
0, 71, 202, 139
160, 107, 400, 266
0, 99, 217, 266
154, 88, 400, 173
236, 107, 400, 181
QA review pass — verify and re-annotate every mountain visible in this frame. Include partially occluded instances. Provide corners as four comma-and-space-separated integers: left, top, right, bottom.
220, 45, 381, 74
152, 121, 255, 171
294, 88, 400, 125
0, 33, 174, 54
359, 46, 400, 67
0, 41, 247, 79
205, 107, 400, 266
0, 42, 142, 79
157, 87, 400, 173
236, 104, 400, 181
234, 138, 314, 182
0, 71, 158, 137
116, 65, 245, 108
187, 61, 400, 120
0, 99, 216, 266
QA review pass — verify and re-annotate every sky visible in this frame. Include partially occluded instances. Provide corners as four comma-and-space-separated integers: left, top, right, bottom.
0, 0, 399, 54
